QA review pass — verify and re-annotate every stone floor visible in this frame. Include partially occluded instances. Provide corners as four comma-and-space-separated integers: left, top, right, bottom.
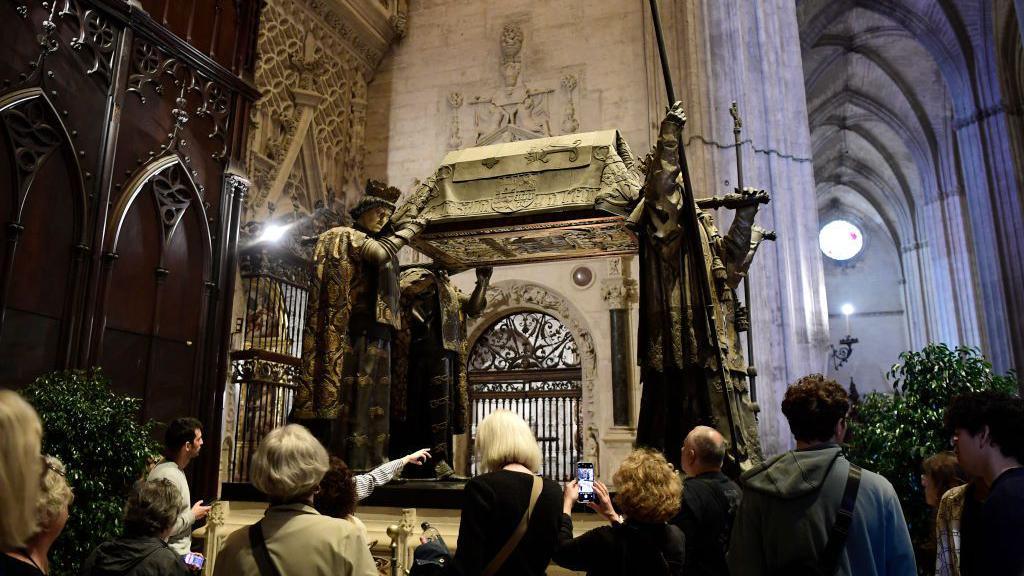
202, 501, 605, 575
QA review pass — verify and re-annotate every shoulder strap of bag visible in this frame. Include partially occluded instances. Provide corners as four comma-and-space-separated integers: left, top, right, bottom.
482, 475, 543, 576
820, 463, 862, 575
248, 520, 283, 576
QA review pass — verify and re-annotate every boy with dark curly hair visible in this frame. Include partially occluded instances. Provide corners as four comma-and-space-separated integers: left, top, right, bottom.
945, 390, 1024, 575
728, 374, 916, 576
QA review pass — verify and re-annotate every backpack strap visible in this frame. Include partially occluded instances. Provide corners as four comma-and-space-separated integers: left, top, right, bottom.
820, 463, 862, 575
248, 520, 283, 576
482, 475, 543, 576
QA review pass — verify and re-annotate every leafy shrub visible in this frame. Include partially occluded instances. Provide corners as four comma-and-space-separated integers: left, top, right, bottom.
21, 368, 160, 576
847, 344, 1017, 556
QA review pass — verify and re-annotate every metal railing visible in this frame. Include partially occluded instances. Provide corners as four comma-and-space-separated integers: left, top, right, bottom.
468, 369, 583, 481
227, 240, 310, 482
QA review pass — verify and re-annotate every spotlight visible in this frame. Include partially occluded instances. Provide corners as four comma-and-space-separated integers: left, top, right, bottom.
258, 223, 290, 244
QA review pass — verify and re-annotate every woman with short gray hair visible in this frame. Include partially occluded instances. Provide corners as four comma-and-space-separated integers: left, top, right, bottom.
82, 479, 190, 575
214, 424, 378, 576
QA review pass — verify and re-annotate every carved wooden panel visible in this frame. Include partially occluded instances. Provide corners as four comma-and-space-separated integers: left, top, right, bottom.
138, 0, 251, 75
0, 0, 260, 496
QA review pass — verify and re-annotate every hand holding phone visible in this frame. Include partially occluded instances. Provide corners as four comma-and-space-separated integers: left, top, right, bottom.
576, 462, 595, 503
183, 552, 204, 571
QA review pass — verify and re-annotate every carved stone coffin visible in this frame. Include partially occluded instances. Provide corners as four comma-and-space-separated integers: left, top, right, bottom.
413, 130, 641, 268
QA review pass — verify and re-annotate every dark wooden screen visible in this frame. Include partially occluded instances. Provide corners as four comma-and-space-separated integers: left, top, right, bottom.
0, 0, 261, 496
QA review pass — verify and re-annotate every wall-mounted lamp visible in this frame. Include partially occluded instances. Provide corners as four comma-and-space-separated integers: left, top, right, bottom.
829, 303, 859, 371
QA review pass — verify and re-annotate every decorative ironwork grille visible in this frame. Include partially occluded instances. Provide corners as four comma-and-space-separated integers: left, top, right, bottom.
468, 312, 583, 481
227, 350, 299, 482
227, 245, 310, 482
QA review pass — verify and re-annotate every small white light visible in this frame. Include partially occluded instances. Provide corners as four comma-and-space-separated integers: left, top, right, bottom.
258, 224, 289, 243
841, 303, 854, 316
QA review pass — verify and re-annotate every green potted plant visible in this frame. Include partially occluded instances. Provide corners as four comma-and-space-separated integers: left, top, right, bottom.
846, 344, 1017, 567
21, 368, 160, 576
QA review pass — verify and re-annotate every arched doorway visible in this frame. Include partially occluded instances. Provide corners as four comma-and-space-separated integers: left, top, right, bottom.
467, 310, 582, 481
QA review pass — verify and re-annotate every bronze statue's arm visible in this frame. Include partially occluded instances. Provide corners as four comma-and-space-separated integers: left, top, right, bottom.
359, 218, 427, 264
463, 267, 493, 318
722, 188, 770, 268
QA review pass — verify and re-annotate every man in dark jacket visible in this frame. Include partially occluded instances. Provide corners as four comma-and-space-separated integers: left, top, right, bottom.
671, 426, 741, 576
946, 391, 1024, 575
82, 479, 190, 576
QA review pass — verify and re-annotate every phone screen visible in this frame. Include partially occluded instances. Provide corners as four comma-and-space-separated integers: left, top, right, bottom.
577, 462, 594, 503
183, 552, 204, 569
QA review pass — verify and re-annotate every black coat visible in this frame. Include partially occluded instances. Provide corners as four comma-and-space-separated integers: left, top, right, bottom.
552, 514, 685, 576
82, 537, 190, 576
451, 470, 563, 576
671, 471, 742, 576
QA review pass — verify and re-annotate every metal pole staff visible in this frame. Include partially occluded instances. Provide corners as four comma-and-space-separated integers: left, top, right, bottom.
647, 0, 743, 463
730, 102, 758, 404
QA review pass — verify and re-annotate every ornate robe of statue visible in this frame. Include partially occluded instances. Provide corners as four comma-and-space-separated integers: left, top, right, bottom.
292, 181, 429, 471
390, 266, 491, 478
635, 103, 767, 469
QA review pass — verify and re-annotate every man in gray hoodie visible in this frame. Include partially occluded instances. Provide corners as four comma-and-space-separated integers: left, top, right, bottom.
727, 374, 916, 576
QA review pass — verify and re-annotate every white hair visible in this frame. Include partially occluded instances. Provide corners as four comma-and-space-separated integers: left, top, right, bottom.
251, 424, 329, 502
475, 410, 542, 474
0, 390, 43, 551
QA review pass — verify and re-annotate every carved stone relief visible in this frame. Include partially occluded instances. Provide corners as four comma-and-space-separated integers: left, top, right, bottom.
246, 0, 378, 218
446, 22, 584, 149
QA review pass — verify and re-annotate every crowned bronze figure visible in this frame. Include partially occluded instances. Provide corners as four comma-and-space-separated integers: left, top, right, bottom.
291, 180, 430, 470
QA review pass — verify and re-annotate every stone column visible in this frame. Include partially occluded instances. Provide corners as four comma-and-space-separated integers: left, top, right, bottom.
600, 256, 638, 427
647, 0, 830, 453
599, 256, 639, 476
953, 107, 1023, 374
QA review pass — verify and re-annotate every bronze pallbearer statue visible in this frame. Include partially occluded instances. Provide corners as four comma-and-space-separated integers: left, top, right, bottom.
291, 178, 433, 471
391, 265, 492, 479
633, 102, 771, 470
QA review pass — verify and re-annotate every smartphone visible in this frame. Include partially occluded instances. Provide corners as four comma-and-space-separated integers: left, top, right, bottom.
576, 462, 595, 503
183, 552, 204, 570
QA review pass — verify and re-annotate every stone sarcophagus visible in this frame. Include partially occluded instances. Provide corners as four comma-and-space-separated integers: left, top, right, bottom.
411, 130, 642, 268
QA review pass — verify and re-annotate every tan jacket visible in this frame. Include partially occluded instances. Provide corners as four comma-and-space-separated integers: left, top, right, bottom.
213, 503, 377, 576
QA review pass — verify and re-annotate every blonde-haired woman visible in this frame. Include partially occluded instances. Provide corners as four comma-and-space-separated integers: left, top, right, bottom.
0, 390, 43, 553
554, 448, 685, 575
214, 424, 377, 576
452, 410, 562, 576
3, 455, 74, 575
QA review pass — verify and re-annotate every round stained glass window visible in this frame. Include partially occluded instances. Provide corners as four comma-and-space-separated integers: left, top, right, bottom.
819, 219, 864, 261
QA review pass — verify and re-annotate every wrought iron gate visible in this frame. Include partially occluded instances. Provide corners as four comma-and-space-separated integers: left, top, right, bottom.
467, 311, 583, 481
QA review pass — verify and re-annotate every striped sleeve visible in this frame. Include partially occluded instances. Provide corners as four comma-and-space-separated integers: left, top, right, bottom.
354, 458, 406, 500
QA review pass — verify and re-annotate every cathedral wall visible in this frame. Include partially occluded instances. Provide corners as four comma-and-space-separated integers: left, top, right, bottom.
821, 216, 910, 395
